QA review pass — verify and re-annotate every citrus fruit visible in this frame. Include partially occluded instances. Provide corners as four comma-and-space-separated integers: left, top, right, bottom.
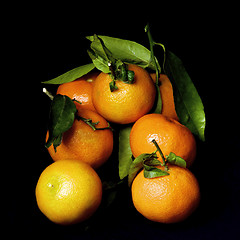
150, 73, 178, 120
130, 113, 196, 167
92, 64, 156, 124
56, 72, 99, 112
131, 164, 200, 223
47, 109, 113, 169
35, 160, 102, 225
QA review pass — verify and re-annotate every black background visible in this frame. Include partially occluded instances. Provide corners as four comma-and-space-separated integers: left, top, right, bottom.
8, 3, 240, 240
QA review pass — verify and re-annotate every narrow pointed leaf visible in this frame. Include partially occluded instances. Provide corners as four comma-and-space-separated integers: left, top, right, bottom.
42, 63, 95, 84
118, 126, 133, 180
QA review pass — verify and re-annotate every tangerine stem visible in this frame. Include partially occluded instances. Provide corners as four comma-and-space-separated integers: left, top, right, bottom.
151, 139, 167, 168
76, 115, 112, 131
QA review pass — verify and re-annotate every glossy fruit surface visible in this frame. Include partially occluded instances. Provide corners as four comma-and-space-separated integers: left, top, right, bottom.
36, 160, 102, 225
56, 72, 99, 112
47, 109, 113, 169
131, 165, 200, 223
130, 113, 196, 167
92, 64, 156, 124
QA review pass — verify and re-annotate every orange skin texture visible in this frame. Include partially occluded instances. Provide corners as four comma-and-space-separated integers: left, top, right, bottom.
131, 165, 200, 223
47, 109, 113, 169
150, 73, 179, 121
57, 72, 99, 112
92, 64, 156, 124
130, 113, 196, 167
36, 160, 102, 225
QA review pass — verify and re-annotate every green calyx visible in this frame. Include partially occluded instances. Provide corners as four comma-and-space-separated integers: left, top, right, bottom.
127, 139, 187, 186
108, 61, 135, 92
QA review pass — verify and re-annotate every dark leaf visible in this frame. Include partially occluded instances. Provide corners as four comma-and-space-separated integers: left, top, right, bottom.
127, 70, 135, 83
165, 50, 206, 141
144, 158, 162, 166
45, 94, 77, 150
143, 165, 169, 178
118, 126, 133, 180
109, 80, 118, 92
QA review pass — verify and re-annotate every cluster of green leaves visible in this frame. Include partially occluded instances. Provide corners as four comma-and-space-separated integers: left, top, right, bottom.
42, 26, 206, 183
87, 35, 135, 91
127, 149, 187, 186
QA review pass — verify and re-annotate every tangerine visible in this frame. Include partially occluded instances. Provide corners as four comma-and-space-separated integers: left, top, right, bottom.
131, 164, 200, 223
92, 64, 156, 124
36, 160, 102, 225
130, 113, 196, 167
56, 72, 99, 112
47, 109, 113, 169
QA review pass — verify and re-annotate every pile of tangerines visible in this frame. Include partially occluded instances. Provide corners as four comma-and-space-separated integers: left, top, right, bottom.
36, 64, 200, 225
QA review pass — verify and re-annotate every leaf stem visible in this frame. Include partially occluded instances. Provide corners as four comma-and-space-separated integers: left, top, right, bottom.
76, 115, 112, 131
43, 88, 54, 100
145, 24, 161, 86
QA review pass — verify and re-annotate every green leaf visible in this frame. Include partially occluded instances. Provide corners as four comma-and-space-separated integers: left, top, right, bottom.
89, 34, 115, 64
165, 50, 206, 141
87, 35, 135, 88
42, 63, 95, 84
127, 155, 144, 186
87, 34, 113, 74
87, 49, 110, 73
87, 35, 155, 69
45, 94, 77, 150
115, 61, 135, 84
166, 152, 187, 168
127, 70, 135, 83
144, 158, 162, 166
118, 126, 133, 180
109, 80, 118, 92
52, 133, 63, 152
143, 165, 169, 179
